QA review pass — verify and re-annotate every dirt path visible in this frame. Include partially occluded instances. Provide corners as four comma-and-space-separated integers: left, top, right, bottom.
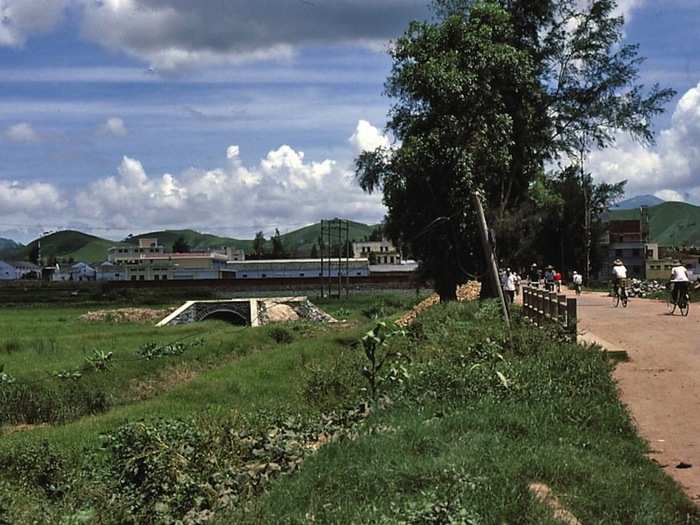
572, 289, 700, 502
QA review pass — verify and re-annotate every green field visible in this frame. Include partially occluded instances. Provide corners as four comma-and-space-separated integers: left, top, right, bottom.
0, 295, 697, 523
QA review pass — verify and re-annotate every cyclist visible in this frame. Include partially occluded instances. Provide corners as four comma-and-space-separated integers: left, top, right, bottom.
670, 259, 690, 307
572, 271, 583, 295
611, 259, 628, 301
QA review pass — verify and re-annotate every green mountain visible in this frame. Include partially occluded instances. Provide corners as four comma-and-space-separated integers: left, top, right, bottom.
27, 231, 124, 264
0, 238, 22, 251
609, 201, 700, 247
128, 229, 253, 253
279, 220, 379, 256
4, 221, 381, 264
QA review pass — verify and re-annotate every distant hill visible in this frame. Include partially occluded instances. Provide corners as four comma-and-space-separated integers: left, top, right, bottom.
609, 201, 700, 247
5, 221, 382, 264
128, 229, 253, 253
612, 194, 665, 209
0, 238, 22, 251
279, 220, 379, 255
0, 238, 24, 261
26, 231, 124, 264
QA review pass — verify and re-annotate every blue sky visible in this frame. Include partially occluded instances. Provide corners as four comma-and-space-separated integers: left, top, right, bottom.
1, 0, 699, 243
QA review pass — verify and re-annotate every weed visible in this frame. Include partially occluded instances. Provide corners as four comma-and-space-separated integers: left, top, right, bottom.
359, 322, 408, 400
267, 326, 294, 345
0, 340, 21, 354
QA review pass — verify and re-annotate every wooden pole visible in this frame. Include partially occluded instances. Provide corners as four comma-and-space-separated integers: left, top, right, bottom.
471, 192, 511, 331
567, 297, 577, 335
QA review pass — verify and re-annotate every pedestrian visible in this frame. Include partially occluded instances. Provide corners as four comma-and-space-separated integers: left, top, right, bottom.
544, 265, 555, 292
572, 271, 583, 295
529, 263, 539, 288
554, 269, 562, 293
504, 268, 516, 305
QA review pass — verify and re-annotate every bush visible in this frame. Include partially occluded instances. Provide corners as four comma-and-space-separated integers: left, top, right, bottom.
0, 441, 66, 498
267, 326, 294, 345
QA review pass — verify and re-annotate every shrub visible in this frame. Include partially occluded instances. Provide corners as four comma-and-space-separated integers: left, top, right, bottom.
0, 441, 66, 498
268, 326, 294, 344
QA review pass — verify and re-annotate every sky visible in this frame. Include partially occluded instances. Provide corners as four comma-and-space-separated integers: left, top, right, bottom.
0, 0, 699, 243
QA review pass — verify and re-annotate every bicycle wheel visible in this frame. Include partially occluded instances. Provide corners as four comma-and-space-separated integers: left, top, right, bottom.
613, 290, 620, 308
622, 292, 628, 308
680, 294, 690, 317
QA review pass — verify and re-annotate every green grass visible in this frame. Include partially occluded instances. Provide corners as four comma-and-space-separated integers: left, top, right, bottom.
0, 296, 697, 523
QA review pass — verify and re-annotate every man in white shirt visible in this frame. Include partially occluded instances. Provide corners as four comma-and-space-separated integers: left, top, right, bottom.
572, 271, 583, 295
504, 268, 516, 305
670, 259, 690, 306
611, 259, 628, 300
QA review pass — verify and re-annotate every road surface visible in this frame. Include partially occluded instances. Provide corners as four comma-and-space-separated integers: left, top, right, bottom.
573, 290, 700, 502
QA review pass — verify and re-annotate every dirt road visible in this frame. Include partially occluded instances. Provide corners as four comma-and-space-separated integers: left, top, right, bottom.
573, 290, 700, 502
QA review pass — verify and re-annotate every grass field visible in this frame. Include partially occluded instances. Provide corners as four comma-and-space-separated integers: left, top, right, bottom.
0, 294, 698, 523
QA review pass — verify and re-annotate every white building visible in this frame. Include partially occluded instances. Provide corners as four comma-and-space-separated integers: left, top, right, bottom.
0, 261, 16, 280
353, 239, 402, 265
222, 258, 370, 279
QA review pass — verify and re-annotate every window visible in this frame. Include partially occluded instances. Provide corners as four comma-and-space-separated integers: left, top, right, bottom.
262, 274, 267, 278
154, 275, 160, 280
131, 275, 136, 281
163, 275, 168, 280
299, 273, 305, 277
139, 275, 145, 280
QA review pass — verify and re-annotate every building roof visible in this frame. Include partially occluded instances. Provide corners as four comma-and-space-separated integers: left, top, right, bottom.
226, 258, 369, 265
6, 261, 41, 270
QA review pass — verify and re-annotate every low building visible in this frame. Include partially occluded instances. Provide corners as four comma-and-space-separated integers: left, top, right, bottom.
96, 261, 126, 281
222, 258, 370, 279
647, 255, 699, 282
0, 260, 17, 280
108, 238, 165, 264
0, 261, 42, 280
599, 218, 652, 279
352, 239, 402, 265
70, 262, 96, 281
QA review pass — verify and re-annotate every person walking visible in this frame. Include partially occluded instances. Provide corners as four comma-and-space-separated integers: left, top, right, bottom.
504, 268, 516, 305
529, 263, 540, 288
554, 269, 562, 293
544, 265, 555, 292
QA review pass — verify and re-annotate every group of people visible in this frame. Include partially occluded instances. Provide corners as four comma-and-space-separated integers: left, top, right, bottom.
500, 258, 692, 309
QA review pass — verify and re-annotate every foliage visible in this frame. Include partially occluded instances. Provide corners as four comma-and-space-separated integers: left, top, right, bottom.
271, 228, 289, 259
359, 322, 408, 400
359, 0, 675, 295
137, 339, 205, 360
252, 231, 266, 258
267, 326, 294, 345
172, 236, 191, 253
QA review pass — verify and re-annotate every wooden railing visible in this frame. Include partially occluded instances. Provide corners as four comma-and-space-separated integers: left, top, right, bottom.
521, 286, 577, 335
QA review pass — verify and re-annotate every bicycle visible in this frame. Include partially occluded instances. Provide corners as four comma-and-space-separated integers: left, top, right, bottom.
666, 284, 690, 317
612, 281, 628, 308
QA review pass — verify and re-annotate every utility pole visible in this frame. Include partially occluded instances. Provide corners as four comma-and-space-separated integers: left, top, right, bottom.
472, 191, 511, 331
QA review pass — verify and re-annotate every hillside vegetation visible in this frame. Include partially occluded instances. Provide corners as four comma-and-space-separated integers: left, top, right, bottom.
610, 201, 700, 247
0, 221, 381, 263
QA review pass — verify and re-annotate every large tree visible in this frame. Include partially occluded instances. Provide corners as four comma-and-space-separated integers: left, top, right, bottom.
358, 0, 674, 300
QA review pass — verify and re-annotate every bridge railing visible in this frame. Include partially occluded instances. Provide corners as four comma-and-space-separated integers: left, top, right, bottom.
521, 286, 577, 335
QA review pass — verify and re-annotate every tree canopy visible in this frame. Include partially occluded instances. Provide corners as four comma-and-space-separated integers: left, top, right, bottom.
357, 0, 674, 298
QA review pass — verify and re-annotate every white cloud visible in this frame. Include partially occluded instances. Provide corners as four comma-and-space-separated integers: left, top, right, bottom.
0, 0, 68, 47
589, 81, 700, 204
99, 117, 128, 137
0, 180, 65, 214
655, 189, 686, 202
3, 122, 40, 143
349, 119, 390, 155
71, 120, 384, 233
